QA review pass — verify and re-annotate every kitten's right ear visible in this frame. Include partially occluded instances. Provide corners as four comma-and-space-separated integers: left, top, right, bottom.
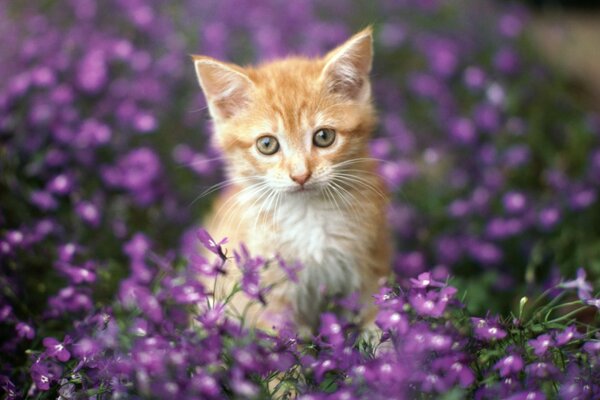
192, 55, 253, 121
320, 27, 373, 103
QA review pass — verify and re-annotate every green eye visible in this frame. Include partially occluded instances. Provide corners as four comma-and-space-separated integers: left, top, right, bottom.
256, 135, 279, 155
313, 128, 336, 148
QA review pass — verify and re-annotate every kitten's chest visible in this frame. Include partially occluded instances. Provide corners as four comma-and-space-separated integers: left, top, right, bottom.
266, 196, 359, 264
245, 195, 365, 305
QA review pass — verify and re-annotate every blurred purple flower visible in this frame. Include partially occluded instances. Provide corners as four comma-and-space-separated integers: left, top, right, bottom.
189, 253, 226, 276
449, 117, 477, 144
471, 317, 507, 341
30, 362, 52, 391
196, 302, 226, 329
507, 391, 545, 400
494, 354, 524, 377
570, 188, 597, 210
75, 201, 101, 226
234, 244, 266, 302
525, 362, 558, 379
376, 309, 408, 333
43, 336, 71, 362
410, 291, 447, 317
463, 66, 486, 89
276, 255, 302, 283
15, 322, 35, 340
584, 297, 600, 310
538, 207, 560, 230
528, 334, 553, 356
319, 313, 345, 347
503, 191, 527, 214
554, 325, 580, 346
73, 337, 101, 359
197, 229, 228, 261
559, 268, 593, 300
410, 272, 445, 289
583, 340, 600, 355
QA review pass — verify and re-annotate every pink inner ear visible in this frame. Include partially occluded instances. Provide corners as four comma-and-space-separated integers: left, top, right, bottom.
321, 30, 373, 101
194, 59, 252, 120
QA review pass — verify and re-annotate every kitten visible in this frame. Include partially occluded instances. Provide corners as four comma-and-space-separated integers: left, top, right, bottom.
192, 27, 391, 333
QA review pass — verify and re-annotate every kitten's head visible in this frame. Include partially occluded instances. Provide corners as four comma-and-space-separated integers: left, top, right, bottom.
192, 28, 376, 195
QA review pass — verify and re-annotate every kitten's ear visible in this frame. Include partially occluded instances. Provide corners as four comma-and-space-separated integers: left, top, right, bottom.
320, 27, 373, 102
192, 55, 253, 121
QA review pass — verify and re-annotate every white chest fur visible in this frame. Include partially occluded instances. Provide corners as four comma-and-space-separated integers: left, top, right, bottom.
244, 192, 366, 327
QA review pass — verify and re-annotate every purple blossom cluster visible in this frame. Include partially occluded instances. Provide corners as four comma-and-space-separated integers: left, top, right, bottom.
1, 0, 600, 398
4, 233, 600, 398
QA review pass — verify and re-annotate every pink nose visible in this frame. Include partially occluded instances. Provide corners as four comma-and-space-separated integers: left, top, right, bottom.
290, 171, 311, 186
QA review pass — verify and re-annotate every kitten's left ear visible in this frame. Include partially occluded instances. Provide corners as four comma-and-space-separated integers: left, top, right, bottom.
320, 27, 373, 103
192, 55, 254, 122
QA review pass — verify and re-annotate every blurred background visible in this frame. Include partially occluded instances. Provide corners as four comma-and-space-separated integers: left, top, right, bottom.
1, 0, 600, 346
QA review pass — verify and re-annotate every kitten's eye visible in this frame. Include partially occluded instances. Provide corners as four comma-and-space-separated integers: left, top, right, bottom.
256, 135, 279, 155
313, 128, 336, 148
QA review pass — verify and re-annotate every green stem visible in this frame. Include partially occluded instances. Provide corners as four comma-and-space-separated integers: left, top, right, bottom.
546, 306, 589, 325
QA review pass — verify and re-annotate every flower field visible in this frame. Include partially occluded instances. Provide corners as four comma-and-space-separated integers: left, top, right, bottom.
1, 0, 599, 398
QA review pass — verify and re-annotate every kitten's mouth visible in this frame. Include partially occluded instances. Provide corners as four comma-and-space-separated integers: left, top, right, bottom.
290, 185, 315, 193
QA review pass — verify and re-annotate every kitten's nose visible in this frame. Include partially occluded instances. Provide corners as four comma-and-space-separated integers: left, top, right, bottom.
290, 171, 312, 186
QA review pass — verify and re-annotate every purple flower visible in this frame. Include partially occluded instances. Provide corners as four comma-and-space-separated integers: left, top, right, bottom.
463, 66, 486, 89
528, 334, 553, 356
170, 281, 205, 304
191, 372, 221, 397
189, 253, 226, 276
76, 201, 101, 227
103, 147, 162, 205
197, 229, 228, 261
58, 243, 78, 262
376, 309, 408, 333
196, 302, 226, 329
30, 190, 58, 210
525, 362, 558, 379
43, 337, 71, 362
507, 391, 545, 400
503, 191, 527, 214
584, 297, 600, 309
471, 317, 507, 341
570, 188, 596, 210
538, 207, 560, 230
494, 354, 523, 377
73, 337, 101, 359
313, 358, 337, 383
559, 268, 593, 300
410, 292, 446, 317
124, 233, 151, 260
0, 376, 17, 399
234, 244, 266, 303
449, 117, 477, 144
276, 255, 302, 283
431, 356, 474, 388
30, 362, 52, 391
47, 174, 73, 194
15, 322, 35, 340
583, 340, 600, 355
319, 313, 345, 347
554, 325, 580, 346
410, 272, 445, 289
0, 305, 13, 322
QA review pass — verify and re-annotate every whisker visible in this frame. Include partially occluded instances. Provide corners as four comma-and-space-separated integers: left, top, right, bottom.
187, 106, 209, 113
332, 157, 396, 169
328, 180, 362, 222
176, 155, 228, 169
214, 181, 269, 235
332, 173, 387, 201
189, 176, 259, 207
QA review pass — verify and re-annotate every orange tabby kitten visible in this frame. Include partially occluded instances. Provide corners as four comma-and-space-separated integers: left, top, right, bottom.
192, 27, 391, 333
